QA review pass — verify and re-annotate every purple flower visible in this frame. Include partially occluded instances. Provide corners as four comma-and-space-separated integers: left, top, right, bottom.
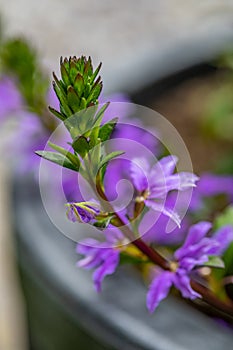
147, 222, 232, 313
0, 77, 23, 120
66, 201, 100, 223
76, 228, 124, 291
130, 156, 199, 227
190, 173, 233, 212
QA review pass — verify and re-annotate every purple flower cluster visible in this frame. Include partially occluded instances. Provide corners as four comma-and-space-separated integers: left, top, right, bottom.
147, 222, 233, 312
76, 228, 125, 292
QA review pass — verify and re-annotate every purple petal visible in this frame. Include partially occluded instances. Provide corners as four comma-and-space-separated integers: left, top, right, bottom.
173, 269, 201, 299
175, 222, 212, 260
179, 256, 209, 271
145, 200, 181, 227
198, 173, 233, 200
149, 172, 198, 198
93, 250, 120, 292
150, 156, 178, 177
130, 158, 150, 192
146, 271, 173, 313
76, 239, 102, 254
176, 237, 220, 265
208, 225, 233, 255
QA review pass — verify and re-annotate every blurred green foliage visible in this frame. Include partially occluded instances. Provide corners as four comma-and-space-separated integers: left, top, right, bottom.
0, 38, 49, 115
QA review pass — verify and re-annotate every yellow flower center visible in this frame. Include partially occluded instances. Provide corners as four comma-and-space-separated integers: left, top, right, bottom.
170, 261, 179, 272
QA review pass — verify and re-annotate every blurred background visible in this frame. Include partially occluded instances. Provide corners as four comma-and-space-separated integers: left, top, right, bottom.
0, 1, 233, 349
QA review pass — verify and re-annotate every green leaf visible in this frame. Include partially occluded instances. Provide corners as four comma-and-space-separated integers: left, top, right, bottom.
48, 106, 65, 121
74, 73, 84, 97
90, 62, 102, 84
48, 141, 80, 168
35, 151, 77, 171
52, 72, 66, 94
62, 57, 69, 71
67, 86, 80, 112
203, 256, 225, 269
60, 62, 70, 86
86, 80, 102, 105
53, 82, 72, 117
84, 56, 93, 79
93, 215, 113, 230
99, 117, 118, 142
93, 102, 110, 127
223, 242, 233, 275
80, 97, 87, 110
0, 38, 49, 115
69, 60, 78, 84
83, 82, 91, 99
72, 136, 90, 158
214, 206, 233, 230
98, 151, 124, 171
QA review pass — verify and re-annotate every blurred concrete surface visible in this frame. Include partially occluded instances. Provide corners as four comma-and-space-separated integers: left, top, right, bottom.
0, 164, 28, 350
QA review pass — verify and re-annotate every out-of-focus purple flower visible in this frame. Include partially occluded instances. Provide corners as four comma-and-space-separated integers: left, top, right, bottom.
130, 156, 199, 227
0, 77, 23, 119
100, 93, 133, 123
66, 200, 100, 224
147, 222, 232, 312
14, 112, 49, 172
190, 173, 233, 212
76, 228, 125, 292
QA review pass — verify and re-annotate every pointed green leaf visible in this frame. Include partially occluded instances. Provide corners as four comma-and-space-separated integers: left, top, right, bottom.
53, 82, 72, 117
74, 73, 84, 97
203, 256, 225, 269
35, 151, 77, 171
84, 57, 93, 82
84, 82, 91, 99
99, 117, 118, 142
48, 141, 80, 168
86, 81, 102, 105
98, 151, 124, 171
67, 86, 80, 112
62, 57, 69, 71
93, 102, 110, 127
52, 72, 66, 94
90, 62, 102, 84
48, 106, 66, 121
60, 63, 70, 86
69, 60, 78, 84
72, 136, 90, 158
80, 97, 87, 110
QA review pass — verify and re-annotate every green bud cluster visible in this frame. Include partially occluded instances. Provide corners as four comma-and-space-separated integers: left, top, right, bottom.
49, 56, 103, 120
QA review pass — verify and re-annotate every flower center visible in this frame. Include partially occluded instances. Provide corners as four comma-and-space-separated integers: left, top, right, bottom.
170, 261, 179, 272
135, 190, 150, 203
